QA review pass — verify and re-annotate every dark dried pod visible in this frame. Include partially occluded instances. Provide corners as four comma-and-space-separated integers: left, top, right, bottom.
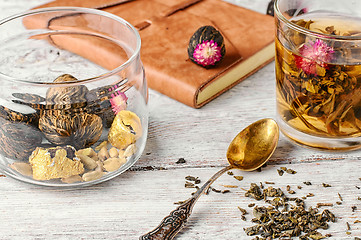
39, 110, 102, 149
188, 25, 226, 68
86, 87, 115, 128
0, 105, 39, 127
12, 92, 46, 104
46, 74, 88, 108
0, 117, 43, 161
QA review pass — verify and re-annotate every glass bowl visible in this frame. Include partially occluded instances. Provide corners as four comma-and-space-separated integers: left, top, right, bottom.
0, 7, 148, 187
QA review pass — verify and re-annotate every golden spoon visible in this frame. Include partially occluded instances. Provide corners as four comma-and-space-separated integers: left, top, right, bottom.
140, 118, 279, 240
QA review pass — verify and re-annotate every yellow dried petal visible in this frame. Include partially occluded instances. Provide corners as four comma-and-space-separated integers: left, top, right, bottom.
108, 110, 142, 149
29, 147, 84, 181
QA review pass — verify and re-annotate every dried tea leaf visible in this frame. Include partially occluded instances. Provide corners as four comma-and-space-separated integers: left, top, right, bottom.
286, 168, 297, 174
243, 183, 336, 239
245, 183, 263, 200
222, 185, 238, 188
176, 158, 186, 164
233, 176, 243, 181
238, 207, 248, 215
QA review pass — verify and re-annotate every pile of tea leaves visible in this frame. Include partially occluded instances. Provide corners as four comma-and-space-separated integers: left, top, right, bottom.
243, 183, 335, 239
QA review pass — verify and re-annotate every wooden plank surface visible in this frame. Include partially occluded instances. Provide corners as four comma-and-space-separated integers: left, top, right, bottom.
0, 1, 360, 239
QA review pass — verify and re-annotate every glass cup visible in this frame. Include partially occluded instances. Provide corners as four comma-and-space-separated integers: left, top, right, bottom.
0, 7, 148, 186
274, 0, 361, 150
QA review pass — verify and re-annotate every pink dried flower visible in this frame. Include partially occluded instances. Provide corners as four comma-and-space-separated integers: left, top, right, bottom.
295, 39, 334, 75
109, 91, 127, 114
193, 40, 222, 67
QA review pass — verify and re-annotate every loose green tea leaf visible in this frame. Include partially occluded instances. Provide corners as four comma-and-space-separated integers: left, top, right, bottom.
244, 183, 336, 239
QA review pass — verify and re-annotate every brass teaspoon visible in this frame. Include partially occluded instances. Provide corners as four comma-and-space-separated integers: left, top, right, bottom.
140, 118, 279, 240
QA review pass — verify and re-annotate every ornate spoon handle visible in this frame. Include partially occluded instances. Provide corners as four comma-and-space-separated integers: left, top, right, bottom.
139, 165, 233, 240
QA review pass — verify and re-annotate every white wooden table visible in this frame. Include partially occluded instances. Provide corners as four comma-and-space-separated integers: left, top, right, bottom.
0, 1, 360, 239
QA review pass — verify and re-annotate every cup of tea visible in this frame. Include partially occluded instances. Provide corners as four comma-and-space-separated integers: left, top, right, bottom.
274, 0, 361, 150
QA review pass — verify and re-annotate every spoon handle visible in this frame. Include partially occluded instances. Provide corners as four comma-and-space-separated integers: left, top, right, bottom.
139, 165, 233, 240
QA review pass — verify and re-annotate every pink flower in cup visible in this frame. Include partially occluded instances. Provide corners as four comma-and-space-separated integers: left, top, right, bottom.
295, 39, 334, 75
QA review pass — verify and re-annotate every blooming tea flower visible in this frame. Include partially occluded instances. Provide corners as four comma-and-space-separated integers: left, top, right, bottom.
193, 40, 222, 67
295, 39, 334, 75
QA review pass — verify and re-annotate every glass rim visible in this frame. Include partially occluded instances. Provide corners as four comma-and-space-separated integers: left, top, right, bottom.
274, 0, 361, 42
0, 6, 142, 86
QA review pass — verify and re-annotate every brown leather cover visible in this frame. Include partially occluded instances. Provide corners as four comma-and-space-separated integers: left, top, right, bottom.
29, 0, 274, 108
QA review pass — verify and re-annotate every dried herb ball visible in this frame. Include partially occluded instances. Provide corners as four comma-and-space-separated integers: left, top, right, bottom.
0, 117, 43, 161
39, 110, 103, 150
188, 25, 226, 68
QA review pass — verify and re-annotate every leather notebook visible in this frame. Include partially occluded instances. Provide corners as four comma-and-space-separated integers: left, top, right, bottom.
29, 0, 275, 108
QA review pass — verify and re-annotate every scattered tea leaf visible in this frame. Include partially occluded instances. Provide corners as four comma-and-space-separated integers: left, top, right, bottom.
338, 193, 343, 201
245, 183, 263, 200
352, 206, 357, 212
264, 181, 275, 184
277, 169, 284, 176
222, 185, 238, 188
286, 168, 297, 174
304, 181, 312, 185
174, 200, 187, 205
238, 207, 248, 215
233, 176, 244, 181
323, 183, 332, 187
227, 171, 234, 176
316, 203, 333, 208
176, 158, 186, 164
185, 181, 195, 188
211, 187, 221, 193
185, 175, 197, 181
346, 222, 351, 231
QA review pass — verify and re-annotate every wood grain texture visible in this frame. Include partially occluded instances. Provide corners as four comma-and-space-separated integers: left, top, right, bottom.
0, 1, 360, 239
